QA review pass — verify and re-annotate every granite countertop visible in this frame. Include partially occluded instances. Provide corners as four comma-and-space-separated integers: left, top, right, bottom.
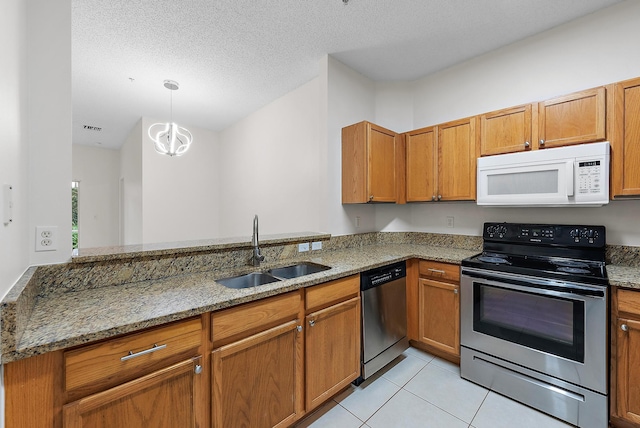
3, 235, 639, 365
2, 243, 478, 363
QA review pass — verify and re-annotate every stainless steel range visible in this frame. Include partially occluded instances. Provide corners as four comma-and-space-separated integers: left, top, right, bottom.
460, 222, 609, 428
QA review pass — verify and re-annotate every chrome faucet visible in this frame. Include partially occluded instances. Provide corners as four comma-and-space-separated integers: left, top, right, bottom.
250, 214, 265, 266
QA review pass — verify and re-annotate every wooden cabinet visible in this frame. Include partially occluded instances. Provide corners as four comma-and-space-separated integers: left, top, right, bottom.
211, 291, 303, 428
538, 87, 606, 149
412, 260, 460, 363
480, 104, 534, 156
342, 121, 404, 204
405, 117, 478, 202
406, 126, 437, 202
611, 77, 640, 198
612, 288, 640, 426
63, 357, 204, 428
305, 275, 360, 412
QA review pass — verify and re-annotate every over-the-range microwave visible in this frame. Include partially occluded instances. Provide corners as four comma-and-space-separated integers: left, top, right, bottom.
477, 142, 610, 207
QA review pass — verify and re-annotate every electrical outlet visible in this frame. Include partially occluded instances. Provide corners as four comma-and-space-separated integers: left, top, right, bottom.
446, 216, 454, 228
36, 226, 58, 251
311, 241, 322, 251
298, 242, 310, 252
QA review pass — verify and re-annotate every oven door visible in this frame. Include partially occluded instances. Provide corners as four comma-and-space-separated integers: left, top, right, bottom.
460, 267, 608, 394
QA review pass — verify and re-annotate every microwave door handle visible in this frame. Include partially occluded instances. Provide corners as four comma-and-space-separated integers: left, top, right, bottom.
566, 161, 575, 196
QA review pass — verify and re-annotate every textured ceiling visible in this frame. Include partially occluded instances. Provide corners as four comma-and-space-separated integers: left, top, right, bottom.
72, 0, 622, 149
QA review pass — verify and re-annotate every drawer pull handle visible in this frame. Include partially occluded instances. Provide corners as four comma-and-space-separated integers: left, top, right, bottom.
621, 324, 628, 332
121, 343, 167, 361
427, 268, 446, 274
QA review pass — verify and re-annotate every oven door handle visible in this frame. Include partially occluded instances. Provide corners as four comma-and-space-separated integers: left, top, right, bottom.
461, 268, 606, 299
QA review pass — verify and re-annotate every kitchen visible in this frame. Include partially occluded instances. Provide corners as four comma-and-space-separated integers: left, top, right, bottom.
3, 0, 640, 427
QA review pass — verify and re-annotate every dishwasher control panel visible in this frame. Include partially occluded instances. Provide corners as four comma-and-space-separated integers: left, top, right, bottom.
361, 261, 406, 291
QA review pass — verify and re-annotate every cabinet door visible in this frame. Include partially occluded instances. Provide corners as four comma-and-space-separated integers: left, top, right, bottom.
63, 357, 204, 428
406, 127, 437, 202
612, 77, 640, 197
368, 124, 397, 202
418, 278, 459, 357
616, 317, 640, 424
480, 104, 532, 156
212, 320, 303, 428
538, 87, 606, 149
306, 296, 360, 412
438, 117, 478, 201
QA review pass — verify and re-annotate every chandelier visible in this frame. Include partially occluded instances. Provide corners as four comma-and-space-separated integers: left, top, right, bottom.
148, 80, 193, 156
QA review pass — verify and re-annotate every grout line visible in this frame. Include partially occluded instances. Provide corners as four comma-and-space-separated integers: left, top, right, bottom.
469, 389, 491, 427
400, 386, 472, 427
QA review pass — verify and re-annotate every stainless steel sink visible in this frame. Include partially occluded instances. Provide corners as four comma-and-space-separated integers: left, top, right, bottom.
268, 262, 331, 279
216, 272, 280, 289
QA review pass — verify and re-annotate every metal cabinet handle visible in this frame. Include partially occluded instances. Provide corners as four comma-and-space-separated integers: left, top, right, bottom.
454, 289, 458, 294
195, 364, 203, 374
309, 320, 315, 327
524, 141, 530, 148
539, 139, 545, 146
296, 325, 302, 332
427, 268, 446, 274
431, 195, 436, 201
121, 343, 167, 361
369, 195, 374, 201
437, 195, 442, 201
621, 324, 628, 332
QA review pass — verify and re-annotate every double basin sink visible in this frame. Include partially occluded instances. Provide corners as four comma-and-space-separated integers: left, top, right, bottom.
216, 262, 331, 289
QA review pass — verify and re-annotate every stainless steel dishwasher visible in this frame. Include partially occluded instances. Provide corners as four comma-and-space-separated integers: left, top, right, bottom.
357, 260, 408, 384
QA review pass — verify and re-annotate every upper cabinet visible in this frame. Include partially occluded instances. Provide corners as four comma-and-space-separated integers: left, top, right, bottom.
438, 117, 479, 201
611, 77, 640, 198
480, 104, 534, 156
538, 87, 606, 149
405, 118, 478, 202
342, 121, 404, 204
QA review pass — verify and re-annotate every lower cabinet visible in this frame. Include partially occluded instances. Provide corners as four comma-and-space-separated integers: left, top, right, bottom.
612, 288, 640, 427
305, 275, 360, 411
211, 291, 304, 428
63, 357, 204, 428
409, 260, 460, 363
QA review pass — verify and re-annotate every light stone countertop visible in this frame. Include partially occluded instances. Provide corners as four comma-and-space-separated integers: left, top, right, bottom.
4, 237, 639, 365
3, 243, 478, 363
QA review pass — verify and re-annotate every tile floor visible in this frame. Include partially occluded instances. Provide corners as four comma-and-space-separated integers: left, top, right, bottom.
296, 347, 574, 428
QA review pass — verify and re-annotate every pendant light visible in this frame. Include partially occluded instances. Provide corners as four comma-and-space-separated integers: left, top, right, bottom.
148, 80, 193, 156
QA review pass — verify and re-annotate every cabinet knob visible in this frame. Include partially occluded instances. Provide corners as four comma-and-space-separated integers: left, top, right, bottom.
539, 139, 545, 146
296, 325, 302, 332
437, 195, 442, 201
432, 195, 436, 201
454, 288, 458, 294
621, 324, 628, 332
524, 141, 530, 148
369, 195, 374, 201
194, 364, 202, 375
309, 319, 316, 327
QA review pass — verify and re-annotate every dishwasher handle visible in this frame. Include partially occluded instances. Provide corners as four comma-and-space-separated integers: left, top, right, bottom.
361, 261, 406, 292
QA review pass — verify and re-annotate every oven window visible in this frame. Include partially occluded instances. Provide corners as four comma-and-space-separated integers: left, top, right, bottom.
473, 282, 584, 362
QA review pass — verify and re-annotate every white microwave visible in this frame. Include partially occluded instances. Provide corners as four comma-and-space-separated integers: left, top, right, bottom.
477, 142, 610, 207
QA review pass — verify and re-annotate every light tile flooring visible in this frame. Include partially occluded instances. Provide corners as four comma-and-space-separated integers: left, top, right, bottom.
296, 347, 574, 428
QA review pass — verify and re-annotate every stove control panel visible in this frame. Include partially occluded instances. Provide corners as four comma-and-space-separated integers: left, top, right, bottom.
484, 223, 606, 247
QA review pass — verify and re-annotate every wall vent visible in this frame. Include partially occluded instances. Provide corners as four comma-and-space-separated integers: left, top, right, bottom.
83, 125, 102, 132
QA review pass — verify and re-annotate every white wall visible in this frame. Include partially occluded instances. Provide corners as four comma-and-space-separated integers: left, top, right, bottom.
120, 120, 143, 245
218, 78, 323, 238
375, 0, 640, 245
27, 0, 73, 265
72, 145, 120, 248
142, 118, 220, 243
325, 56, 378, 236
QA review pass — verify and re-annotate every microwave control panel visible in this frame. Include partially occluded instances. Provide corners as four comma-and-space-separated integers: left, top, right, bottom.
577, 160, 603, 194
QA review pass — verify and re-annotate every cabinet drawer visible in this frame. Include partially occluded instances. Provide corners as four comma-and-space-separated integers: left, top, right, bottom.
419, 261, 460, 282
212, 291, 301, 344
618, 289, 640, 317
64, 317, 202, 394
305, 275, 360, 312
